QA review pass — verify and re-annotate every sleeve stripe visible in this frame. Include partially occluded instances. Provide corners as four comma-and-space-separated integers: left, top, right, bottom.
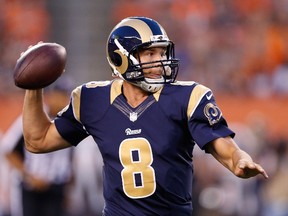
72, 86, 82, 122
187, 84, 210, 119
110, 79, 123, 104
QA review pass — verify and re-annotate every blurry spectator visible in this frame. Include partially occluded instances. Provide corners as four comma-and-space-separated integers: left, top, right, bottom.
2, 0, 50, 43
260, 139, 288, 216
1, 79, 73, 216
0, 163, 11, 216
66, 136, 104, 216
272, 60, 288, 95
0, 131, 12, 216
0, 0, 50, 93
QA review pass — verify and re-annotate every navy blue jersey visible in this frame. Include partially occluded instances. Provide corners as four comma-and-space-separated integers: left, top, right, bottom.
54, 79, 234, 216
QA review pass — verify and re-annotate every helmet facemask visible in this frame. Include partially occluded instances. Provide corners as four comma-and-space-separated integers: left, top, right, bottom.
126, 41, 179, 83
112, 39, 179, 92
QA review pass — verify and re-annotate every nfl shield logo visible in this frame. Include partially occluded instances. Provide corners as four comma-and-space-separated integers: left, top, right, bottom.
129, 112, 138, 122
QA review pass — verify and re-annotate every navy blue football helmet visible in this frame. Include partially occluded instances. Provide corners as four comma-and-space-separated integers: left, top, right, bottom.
106, 17, 179, 92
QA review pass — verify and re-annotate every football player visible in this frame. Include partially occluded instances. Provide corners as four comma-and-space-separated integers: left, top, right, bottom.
22, 17, 268, 215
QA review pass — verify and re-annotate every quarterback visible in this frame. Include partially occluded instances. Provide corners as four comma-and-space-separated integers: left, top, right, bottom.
22, 17, 268, 215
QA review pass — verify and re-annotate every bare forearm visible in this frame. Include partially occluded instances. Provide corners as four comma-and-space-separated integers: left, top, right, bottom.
206, 137, 239, 171
208, 136, 268, 179
23, 90, 51, 151
23, 90, 72, 153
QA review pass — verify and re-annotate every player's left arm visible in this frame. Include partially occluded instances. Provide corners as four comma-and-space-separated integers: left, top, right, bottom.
205, 136, 269, 179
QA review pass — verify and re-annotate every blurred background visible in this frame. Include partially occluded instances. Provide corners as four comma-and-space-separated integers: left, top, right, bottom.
0, 0, 287, 216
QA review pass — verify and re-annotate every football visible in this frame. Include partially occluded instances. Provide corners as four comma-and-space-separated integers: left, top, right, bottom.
13, 42, 67, 89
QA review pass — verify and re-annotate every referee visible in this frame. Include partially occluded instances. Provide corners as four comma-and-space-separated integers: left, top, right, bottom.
2, 81, 73, 216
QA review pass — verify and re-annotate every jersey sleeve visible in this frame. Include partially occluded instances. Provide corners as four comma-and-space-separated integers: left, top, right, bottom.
54, 85, 89, 146
187, 84, 235, 150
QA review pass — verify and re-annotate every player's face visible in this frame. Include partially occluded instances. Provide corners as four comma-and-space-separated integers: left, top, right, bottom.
137, 47, 167, 79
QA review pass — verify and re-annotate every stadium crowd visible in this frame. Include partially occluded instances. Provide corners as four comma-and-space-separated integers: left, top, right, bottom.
0, 0, 288, 216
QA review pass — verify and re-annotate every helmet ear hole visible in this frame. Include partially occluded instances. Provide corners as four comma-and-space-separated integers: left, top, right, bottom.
112, 52, 123, 67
